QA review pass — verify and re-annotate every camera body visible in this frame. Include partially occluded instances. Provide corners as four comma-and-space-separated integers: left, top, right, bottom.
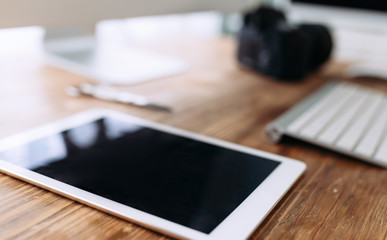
237, 6, 333, 80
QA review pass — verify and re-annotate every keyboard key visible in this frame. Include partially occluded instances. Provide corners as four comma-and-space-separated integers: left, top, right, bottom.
287, 84, 345, 134
355, 99, 387, 157
374, 135, 387, 163
317, 88, 369, 144
335, 93, 384, 151
298, 85, 356, 139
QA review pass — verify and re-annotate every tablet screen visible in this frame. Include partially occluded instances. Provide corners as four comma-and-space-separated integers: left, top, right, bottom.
0, 117, 280, 234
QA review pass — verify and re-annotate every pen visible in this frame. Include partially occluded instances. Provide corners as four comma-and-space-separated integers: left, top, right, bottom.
66, 83, 172, 113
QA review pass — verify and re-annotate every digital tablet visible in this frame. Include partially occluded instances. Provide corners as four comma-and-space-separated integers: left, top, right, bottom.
0, 109, 306, 240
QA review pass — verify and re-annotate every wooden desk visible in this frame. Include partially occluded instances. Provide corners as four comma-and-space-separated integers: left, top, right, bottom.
0, 27, 386, 240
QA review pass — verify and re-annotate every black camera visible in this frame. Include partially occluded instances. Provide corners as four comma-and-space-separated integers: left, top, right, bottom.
237, 6, 333, 80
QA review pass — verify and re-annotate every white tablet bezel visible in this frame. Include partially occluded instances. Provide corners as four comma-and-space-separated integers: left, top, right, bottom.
0, 109, 306, 240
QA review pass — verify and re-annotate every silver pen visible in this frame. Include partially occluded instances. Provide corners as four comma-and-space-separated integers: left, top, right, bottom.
66, 83, 172, 113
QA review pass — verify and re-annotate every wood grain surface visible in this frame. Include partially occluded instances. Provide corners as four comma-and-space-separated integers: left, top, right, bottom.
0, 23, 386, 240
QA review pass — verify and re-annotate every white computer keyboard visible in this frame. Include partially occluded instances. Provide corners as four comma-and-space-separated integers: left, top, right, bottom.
266, 82, 387, 168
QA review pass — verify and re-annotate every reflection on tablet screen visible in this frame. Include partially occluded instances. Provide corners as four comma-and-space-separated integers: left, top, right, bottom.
0, 117, 280, 234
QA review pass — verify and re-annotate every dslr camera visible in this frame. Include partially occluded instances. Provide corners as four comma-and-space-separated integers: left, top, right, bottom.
237, 6, 333, 80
